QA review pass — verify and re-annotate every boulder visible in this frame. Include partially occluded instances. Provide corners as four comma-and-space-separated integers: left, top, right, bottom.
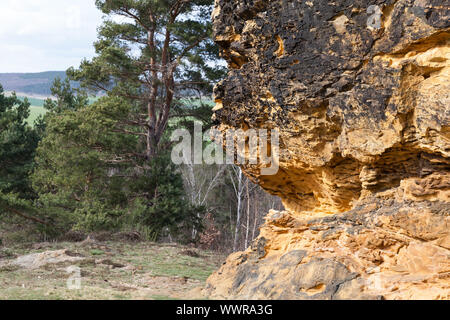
11, 250, 84, 270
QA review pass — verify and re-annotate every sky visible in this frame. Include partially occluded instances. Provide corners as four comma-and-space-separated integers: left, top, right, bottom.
0, 0, 104, 73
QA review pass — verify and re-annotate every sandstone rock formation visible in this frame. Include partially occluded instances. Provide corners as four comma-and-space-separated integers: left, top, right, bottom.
206, 0, 449, 300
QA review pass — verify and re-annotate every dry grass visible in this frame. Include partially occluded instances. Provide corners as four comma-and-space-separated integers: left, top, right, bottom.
0, 241, 225, 300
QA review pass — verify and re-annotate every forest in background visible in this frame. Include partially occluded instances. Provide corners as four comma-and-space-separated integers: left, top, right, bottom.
0, 71, 71, 96
0, 0, 283, 254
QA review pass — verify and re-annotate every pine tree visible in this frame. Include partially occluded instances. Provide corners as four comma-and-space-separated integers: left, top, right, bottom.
69, 0, 224, 160
43, 77, 88, 114
32, 96, 203, 240
0, 85, 47, 228
0, 85, 40, 199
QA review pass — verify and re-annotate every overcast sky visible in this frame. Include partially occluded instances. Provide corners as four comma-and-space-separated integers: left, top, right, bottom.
0, 0, 104, 73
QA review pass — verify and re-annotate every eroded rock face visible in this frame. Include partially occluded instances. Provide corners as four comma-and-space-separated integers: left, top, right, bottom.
206, 0, 449, 300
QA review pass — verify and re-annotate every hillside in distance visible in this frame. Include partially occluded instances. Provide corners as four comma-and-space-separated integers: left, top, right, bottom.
0, 71, 79, 97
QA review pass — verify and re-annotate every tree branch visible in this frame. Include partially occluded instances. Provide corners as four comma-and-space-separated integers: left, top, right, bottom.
5, 207, 50, 226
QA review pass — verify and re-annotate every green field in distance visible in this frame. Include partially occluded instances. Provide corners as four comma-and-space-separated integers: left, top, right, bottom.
17, 95, 214, 126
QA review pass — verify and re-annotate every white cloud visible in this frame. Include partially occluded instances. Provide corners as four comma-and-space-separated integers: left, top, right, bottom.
0, 0, 103, 72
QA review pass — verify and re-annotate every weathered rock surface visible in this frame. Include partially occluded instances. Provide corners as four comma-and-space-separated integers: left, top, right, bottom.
9, 250, 84, 270
206, 0, 449, 300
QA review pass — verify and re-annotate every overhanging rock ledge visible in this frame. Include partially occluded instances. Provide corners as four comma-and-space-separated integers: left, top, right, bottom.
205, 0, 449, 300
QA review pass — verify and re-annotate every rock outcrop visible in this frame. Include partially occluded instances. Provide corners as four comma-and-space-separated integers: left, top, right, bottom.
206, 0, 449, 300
8, 250, 84, 270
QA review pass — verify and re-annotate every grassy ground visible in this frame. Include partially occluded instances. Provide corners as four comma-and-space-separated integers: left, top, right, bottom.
28, 106, 47, 124
0, 241, 225, 300
3, 93, 48, 125
17, 96, 46, 107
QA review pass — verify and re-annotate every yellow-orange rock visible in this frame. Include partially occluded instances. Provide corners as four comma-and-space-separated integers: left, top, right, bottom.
205, 0, 449, 300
